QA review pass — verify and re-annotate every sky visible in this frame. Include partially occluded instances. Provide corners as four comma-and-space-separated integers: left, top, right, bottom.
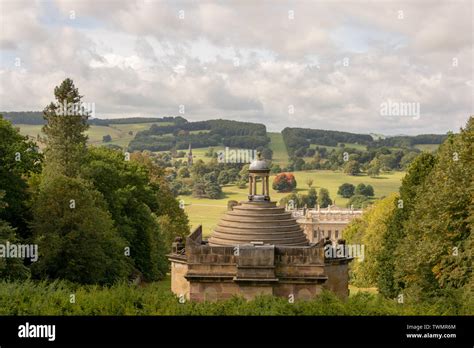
0, 0, 472, 135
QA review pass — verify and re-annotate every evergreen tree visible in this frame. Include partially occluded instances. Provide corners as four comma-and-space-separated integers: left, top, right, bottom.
306, 188, 318, 208
42, 78, 89, 179
317, 188, 332, 208
32, 79, 132, 284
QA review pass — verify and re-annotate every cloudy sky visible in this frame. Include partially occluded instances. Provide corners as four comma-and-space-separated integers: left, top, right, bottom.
0, 0, 472, 134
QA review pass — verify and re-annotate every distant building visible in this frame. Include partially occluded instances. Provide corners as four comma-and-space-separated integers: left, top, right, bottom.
293, 206, 363, 244
168, 154, 352, 302
187, 143, 193, 166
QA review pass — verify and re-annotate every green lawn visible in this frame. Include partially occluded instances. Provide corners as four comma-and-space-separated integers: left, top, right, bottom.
268, 132, 289, 166
180, 170, 405, 237
414, 144, 439, 152
14, 122, 167, 149
309, 142, 367, 151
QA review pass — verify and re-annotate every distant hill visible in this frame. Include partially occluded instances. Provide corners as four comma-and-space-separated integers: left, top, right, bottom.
0, 111, 187, 126
282, 127, 446, 156
282, 127, 373, 156
370, 134, 447, 148
129, 119, 270, 152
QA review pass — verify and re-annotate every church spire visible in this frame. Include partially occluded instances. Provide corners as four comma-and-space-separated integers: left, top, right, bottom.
187, 143, 193, 166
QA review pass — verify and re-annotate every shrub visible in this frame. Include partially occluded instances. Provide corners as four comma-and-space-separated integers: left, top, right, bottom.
272, 173, 297, 192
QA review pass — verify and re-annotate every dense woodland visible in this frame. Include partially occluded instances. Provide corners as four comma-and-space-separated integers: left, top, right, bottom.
280, 127, 446, 174
344, 118, 473, 307
0, 79, 189, 284
129, 119, 270, 151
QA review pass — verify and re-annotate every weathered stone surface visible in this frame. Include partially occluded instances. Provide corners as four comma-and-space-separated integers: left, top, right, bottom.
208, 201, 309, 247
168, 162, 351, 302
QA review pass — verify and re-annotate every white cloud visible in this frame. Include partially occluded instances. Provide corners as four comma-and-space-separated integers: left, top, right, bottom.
0, 0, 472, 135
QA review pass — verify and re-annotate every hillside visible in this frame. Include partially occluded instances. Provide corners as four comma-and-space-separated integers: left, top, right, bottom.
128, 118, 270, 152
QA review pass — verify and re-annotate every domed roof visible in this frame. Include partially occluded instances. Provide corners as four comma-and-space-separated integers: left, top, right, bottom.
249, 158, 269, 171
208, 201, 309, 246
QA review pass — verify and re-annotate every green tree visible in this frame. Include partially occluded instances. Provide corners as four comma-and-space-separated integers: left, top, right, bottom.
42, 78, 89, 180
0, 191, 30, 280
32, 176, 131, 284
82, 147, 186, 280
270, 164, 282, 174
178, 166, 190, 178
337, 183, 355, 198
394, 118, 473, 300
344, 194, 398, 287
192, 181, 207, 198
377, 152, 436, 298
306, 188, 318, 208
217, 170, 231, 185
317, 188, 332, 208
344, 160, 360, 176
102, 134, 112, 143
367, 160, 381, 177
32, 79, 133, 284
347, 195, 372, 209
355, 183, 365, 195
0, 116, 41, 238
205, 180, 223, 199
364, 185, 374, 197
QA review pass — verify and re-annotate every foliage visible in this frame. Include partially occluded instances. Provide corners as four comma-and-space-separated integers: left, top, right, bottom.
280, 187, 317, 209
42, 78, 89, 179
81, 147, 188, 281
0, 116, 42, 238
129, 119, 270, 152
337, 183, 355, 198
0, 279, 470, 316
1, 111, 184, 126
394, 118, 473, 301
344, 194, 398, 287
355, 183, 374, 197
272, 173, 297, 192
378, 152, 436, 298
32, 175, 132, 285
347, 195, 372, 209
345, 117, 472, 305
0, 192, 30, 281
317, 188, 332, 208
344, 160, 360, 176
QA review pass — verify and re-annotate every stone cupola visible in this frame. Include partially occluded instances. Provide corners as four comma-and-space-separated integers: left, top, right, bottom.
248, 152, 270, 202
207, 154, 308, 247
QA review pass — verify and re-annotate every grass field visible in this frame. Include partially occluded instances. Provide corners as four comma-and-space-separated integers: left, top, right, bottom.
179, 170, 405, 237
14, 122, 165, 149
309, 142, 367, 151
268, 132, 289, 166
414, 144, 439, 152
184, 132, 289, 166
